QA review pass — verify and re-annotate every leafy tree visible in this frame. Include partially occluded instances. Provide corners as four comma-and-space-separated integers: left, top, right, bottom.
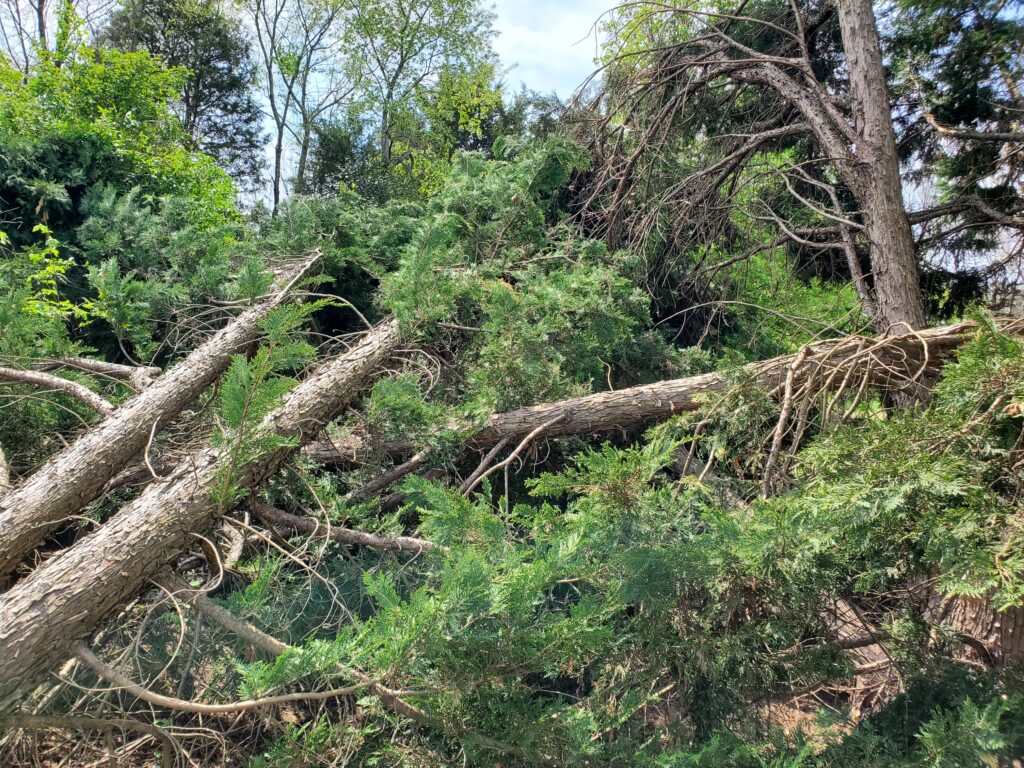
101, 0, 266, 189
344, 0, 498, 167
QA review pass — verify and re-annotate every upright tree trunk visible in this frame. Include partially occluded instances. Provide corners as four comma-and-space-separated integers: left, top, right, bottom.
0, 320, 400, 713
0, 255, 318, 583
294, 120, 311, 194
836, 0, 927, 332
273, 124, 285, 210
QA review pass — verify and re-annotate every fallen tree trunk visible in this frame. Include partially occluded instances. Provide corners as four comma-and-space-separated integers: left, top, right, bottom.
0, 254, 319, 583
0, 319, 400, 713
307, 321, 983, 468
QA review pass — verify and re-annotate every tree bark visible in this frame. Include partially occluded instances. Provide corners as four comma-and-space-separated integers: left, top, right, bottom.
0, 367, 114, 416
33, 358, 160, 391
0, 319, 400, 713
0, 254, 319, 584
836, 0, 927, 331
307, 321, 982, 468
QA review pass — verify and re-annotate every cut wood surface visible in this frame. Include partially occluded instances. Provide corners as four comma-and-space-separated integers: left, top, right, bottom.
0, 319, 399, 712
0, 253, 319, 583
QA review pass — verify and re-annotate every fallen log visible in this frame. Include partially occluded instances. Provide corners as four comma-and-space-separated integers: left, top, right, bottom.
0, 253, 319, 583
0, 319, 400, 713
306, 320, 984, 468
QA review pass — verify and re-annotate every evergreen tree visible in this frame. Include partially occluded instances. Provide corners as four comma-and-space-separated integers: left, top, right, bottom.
101, 0, 266, 190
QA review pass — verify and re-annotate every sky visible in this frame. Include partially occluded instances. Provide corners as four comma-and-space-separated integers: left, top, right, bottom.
490, 0, 614, 98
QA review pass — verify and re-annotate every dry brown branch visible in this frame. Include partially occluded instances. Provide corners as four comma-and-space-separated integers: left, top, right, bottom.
342, 448, 430, 503
462, 415, 566, 496
73, 642, 363, 714
0, 714, 176, 768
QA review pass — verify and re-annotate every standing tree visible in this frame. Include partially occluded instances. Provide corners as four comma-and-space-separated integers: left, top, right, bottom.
246, 0, 350, 207
101, 0, 266, 190
584, 0, 1022, 334
344, 0, 497, 167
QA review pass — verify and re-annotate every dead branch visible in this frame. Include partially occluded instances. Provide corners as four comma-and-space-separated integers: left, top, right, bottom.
250, 501, 438, 553
73, 642, 362, 714
0, 252, 321, 584
33, 358, 161, 391
0, 715, 176, 768
0, 366, 115, 415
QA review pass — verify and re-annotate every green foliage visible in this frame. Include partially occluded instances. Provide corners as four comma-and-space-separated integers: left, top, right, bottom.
211, 304, 321, 508
380, 138, 677, 413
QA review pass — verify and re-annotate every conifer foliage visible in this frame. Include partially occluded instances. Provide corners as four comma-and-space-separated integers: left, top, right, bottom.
0, 1, 1022, 767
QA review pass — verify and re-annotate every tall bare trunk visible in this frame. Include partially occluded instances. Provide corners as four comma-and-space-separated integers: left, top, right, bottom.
0, 255, 318, 583
837, 0, 927, 332
0, 320, 400, 713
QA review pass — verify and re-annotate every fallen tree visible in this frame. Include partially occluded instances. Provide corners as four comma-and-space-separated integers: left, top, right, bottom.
306, 321, 985, 468
0, 318, 400, 712
0, 253, 319, 583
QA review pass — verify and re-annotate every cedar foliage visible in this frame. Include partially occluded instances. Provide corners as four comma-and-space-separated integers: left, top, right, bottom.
0, 2, 1022, 767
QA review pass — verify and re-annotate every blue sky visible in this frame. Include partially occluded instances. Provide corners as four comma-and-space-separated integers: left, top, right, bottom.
490, 0, 614, 98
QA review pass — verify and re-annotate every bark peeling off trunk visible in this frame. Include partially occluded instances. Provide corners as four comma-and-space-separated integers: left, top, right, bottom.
0, 254, 319, 584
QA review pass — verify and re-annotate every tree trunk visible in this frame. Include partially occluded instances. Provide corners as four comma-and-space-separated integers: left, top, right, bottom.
836, 0, 927, 332
294, 120, 311, 194
0, 320, 400, 713
0, 254, 319, 584
306, 321, 981, 468
272, 124, 285, 210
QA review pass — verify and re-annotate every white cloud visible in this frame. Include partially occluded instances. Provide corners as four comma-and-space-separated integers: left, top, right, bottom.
490, 0, 614, 97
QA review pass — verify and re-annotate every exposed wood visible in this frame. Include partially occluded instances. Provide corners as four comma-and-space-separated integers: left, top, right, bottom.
0, 366, 115, 415
0, 319, 400, 712
0, 253, 320, 584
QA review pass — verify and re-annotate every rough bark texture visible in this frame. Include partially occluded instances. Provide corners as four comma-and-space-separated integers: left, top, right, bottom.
836, 0, 927, 331
0, 254, 318, 583
0, 319, 399, 713
307, 321, 982, 468
0, 445, 9, 499
921, 589, 1024, 667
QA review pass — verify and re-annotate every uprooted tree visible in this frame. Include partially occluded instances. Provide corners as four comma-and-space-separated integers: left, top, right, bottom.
1, 3, 1023, 766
